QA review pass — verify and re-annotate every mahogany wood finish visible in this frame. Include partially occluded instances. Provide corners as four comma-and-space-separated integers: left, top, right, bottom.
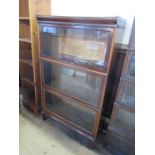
37, 16, 126, 142
36, 16, 126, 28
19, 0, 51, 114
102, 44, 127, 119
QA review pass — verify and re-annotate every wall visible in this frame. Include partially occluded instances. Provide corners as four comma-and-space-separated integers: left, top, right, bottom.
51, 0, 135, 45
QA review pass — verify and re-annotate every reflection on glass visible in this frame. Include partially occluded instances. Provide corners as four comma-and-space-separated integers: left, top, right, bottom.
43, 61, 103, 107
112, 107, 135, 142
45, 91, 95, 132
127, 55, 135, 78
41, 26, 110, 70
117, 82, 135, 108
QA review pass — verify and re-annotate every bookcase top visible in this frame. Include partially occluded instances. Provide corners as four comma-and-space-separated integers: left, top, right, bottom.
36, 15, 126, 28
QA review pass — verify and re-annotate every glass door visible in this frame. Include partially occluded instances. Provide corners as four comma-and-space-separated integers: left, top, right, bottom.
40, 25, 112, 72
44, 90, 96, 133
41, 60, 106, 108
122, 52, 135, 80
116, 80, 135, 109
110, 105, 135, 142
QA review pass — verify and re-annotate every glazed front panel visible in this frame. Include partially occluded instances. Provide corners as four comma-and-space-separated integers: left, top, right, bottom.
42, 61, 105, 108
40, 25, 112, 72
44, 90, 96, 132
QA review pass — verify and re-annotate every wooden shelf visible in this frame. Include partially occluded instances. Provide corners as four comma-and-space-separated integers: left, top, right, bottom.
19, 38, 31, 43
19, 59, 33, 66
19, 17, 30, 20
21, 77, 35, 86
19, 0, 51, 114
20, 62, 34, 82
19, 20, 31, 40
20, 82, 36, 114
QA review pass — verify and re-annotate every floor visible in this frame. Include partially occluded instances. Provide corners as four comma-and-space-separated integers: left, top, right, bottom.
19, 107, 113, 155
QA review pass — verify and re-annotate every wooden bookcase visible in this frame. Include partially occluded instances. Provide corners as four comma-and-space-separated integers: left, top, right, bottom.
19, 0, 51, 114
37, 16, 126, 142
106, 20, 135, 155
106, 49, 135, 155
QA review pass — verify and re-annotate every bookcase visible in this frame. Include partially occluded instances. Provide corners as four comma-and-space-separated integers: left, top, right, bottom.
106, 20, 135, 154
19, 0, 51, 114
37, 16, 126, 142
